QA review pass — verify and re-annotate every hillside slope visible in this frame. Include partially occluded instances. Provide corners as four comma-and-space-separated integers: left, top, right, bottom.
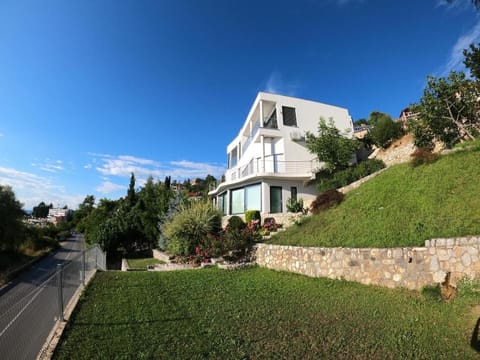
267, 148, 480, 248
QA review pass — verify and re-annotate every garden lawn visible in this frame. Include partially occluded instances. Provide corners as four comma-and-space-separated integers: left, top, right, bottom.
268, 148, 480, 248
126, 258, 164, 269
54, 268, 480, 359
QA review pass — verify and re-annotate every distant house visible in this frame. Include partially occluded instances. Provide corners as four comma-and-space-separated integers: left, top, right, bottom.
47, 208, 71, 225
398, 107, 417, 124
353, 125, 371, 139
187, 191, 203, 201
190, 178, 203, 186
208, 92, 354, 216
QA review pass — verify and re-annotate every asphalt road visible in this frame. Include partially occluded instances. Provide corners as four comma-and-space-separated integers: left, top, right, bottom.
0, 234, 85, 360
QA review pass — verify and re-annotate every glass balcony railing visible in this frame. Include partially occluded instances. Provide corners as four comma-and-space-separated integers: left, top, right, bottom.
241, 119, 260, 156
210, 158, 318, 193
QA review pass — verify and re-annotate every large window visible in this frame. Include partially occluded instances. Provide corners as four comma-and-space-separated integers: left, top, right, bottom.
230, 184, 261, 214
231, 188, 244, 214
230, 147, 238, 168
245, 184, 261, 211
218, 192, 227, 215
282, 106, 297, 127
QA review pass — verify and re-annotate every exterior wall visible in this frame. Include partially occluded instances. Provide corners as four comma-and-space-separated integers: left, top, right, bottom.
262, 178, 317, 214
254, 236, 480, 290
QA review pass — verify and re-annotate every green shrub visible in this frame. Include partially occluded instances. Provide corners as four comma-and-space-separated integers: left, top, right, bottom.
317, 158, 386, 192
408, 119, 435, 149
203, 233, 226, 258
310, 189, 344, 214
224, 226, 259, 259
162, 201, 222, 256
245, 210, 261, 224
286, 198, 304, 213
226, 216, 246, 232
410, 147, 439, 167
369, 117, 404, 148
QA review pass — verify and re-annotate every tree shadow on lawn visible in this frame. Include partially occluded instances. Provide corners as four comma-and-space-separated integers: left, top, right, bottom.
471, 317, 480, 352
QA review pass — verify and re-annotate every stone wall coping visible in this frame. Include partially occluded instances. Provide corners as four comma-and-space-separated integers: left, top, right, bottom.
256, 235, 480, 253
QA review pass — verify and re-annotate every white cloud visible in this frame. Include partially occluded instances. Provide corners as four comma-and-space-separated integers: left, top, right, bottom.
91, 153, 225, 183
264, 71, 301, 96
31, 159, 65, 173
84, 164, 92, 169
0, 166, 84, 209
440, 20, 480, 76
435, 0, 473, 11
96, 181, 125, 194
169, 160, 225, 178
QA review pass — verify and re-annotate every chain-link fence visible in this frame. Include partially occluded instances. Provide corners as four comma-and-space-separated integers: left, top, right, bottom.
0, 244, 106, 360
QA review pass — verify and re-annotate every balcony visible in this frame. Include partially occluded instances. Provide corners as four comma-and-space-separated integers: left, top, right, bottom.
240, 109, 279, 157
210, 158, 319, 194
241, 119, 260, 156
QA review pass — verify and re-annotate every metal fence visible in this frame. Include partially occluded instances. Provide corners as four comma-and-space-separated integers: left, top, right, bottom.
0, 244, 106, 360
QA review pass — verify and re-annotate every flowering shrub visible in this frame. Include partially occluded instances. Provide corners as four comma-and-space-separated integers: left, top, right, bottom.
245, 210, 261, 224
192, 246, 211, 265
263, 218, 281, 233
224, 219, 261, 260
247, 219, 261, 231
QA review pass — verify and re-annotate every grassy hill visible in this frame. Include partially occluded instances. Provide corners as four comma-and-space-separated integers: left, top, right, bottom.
268, 147, 480, 248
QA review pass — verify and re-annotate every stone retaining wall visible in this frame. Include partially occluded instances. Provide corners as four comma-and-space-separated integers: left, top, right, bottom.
152, 249, 170, 262
254, 236, 480, 290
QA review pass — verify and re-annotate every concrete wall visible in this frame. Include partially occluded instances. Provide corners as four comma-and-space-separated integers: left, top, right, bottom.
254, 236, 480, 290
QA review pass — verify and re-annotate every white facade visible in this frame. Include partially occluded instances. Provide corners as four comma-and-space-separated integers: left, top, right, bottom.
47, 207, 70, 224
209, 92, 353, 216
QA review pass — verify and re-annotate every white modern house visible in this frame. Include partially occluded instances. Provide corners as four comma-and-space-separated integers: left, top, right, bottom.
209, 92, 354, 217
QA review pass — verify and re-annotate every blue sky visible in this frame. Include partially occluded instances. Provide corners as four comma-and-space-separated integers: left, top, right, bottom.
0, 0, 479, 209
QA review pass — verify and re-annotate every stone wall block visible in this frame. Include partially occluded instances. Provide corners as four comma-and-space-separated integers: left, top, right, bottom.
462, 253, 472, 266
433, 270, 446, 283
437, 249, 449, 261
467, 247, 478, 256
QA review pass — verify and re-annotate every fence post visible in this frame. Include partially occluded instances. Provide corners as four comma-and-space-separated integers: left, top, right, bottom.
81, 250, 86, 285
56, 264, 64, 321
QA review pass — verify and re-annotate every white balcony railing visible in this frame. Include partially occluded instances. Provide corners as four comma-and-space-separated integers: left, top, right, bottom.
218, 158, 318, 187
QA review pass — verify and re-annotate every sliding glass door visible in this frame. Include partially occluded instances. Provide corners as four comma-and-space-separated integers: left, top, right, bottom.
270, 186, 282, 213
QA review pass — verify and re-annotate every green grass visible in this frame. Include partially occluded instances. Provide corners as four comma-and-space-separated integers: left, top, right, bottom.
268, 149, 480, 248
54, 268, 479, 359
126, 257, 164, 269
